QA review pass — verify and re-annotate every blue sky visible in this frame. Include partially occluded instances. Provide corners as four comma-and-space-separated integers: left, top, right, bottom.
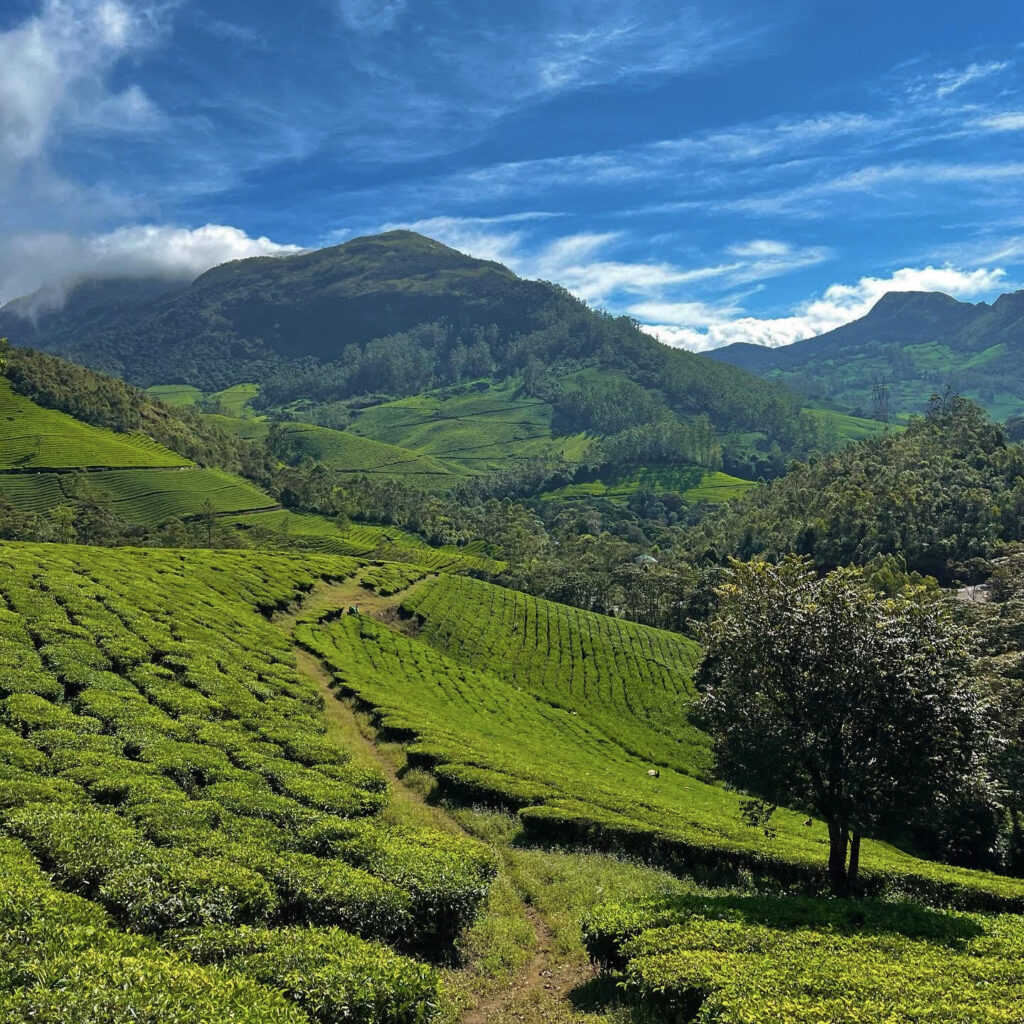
1, 0, 1023, 349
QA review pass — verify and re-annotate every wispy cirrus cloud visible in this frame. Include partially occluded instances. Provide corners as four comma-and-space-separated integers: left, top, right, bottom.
933, 60, 1009, 98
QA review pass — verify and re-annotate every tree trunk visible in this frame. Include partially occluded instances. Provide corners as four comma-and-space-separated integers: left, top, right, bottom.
847, 831, 861, 889
827, 821, 849, 897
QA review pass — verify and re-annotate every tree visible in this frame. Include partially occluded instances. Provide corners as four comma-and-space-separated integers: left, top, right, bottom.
0, 337, 9, 374
696, 556, 992, 896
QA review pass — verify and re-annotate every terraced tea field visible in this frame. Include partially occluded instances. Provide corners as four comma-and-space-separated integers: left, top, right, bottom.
275, 422, 459, 486
297, 576, 1024, 914
0, 467, 276, 524
0, 544, 494, 1023
0, 379, 190, 470
226, 509, 505, 572
350, 380, 590, 474
404, 575, 709, 774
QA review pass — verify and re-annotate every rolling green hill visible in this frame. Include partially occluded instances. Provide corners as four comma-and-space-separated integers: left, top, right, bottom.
0, 232, 812, 481
0, 379, 190, 470
710, 289, 1024, 420
349, 378, 591, 475
296, 573, 1024, 912
273, 422, 458, 485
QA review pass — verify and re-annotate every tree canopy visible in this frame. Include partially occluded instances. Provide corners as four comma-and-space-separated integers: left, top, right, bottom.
696, 556, 991, 895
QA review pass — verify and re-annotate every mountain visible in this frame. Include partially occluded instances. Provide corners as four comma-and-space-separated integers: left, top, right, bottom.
709, 289, 1024, 420
0, 230, 824, 480
0, 232, 556, 386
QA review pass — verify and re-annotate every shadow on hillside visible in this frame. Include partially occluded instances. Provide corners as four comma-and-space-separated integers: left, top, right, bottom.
611, 892, 985, 946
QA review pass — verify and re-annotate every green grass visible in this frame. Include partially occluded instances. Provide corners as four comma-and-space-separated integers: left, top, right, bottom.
275, 423, 457, 485
145, 384, 203, 407
0, 543, 494, 1023
350, 380, 589, 474
295, 577, 1024, 914
0, 379, 191, 471
0, 467, 275, 524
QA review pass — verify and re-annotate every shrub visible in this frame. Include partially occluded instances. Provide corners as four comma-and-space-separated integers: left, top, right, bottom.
100, 854, 278, 932
172, 924, 443, 1024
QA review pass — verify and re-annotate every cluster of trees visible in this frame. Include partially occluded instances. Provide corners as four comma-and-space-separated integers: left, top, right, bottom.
688, 394, 1024, 582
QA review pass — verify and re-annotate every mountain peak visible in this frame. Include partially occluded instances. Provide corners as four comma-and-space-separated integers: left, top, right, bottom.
867, 290, 968, 318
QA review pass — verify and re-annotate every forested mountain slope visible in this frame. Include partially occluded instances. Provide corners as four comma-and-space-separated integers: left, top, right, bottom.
686, 394, 1024, 580
0, 232, 808, 460
710, 289, 1024, 419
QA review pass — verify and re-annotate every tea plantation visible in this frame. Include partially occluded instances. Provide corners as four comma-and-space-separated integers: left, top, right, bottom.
0, 466, 276, 523
225, 508, 505, 572
274, 422, 460, 487
583, 894, 1024, 1023
297, 578, 1024, 913
0, 379, 190, 470
0, 543, 495, 1023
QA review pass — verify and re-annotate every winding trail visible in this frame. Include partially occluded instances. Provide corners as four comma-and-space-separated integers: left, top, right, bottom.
272, 571, 600, 1024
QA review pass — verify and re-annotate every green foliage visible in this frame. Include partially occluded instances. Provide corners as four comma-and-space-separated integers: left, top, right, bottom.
697, 557, 991, 895
585, 892, 1024, 1023
0, 544, 492, 1023
691, 395, 1024, 580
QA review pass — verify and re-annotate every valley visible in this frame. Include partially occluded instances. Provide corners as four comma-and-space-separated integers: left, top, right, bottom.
3, 233, 1024, 1024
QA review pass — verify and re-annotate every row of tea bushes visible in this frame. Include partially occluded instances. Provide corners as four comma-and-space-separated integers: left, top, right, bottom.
0, 544, 496, 1022
296, 603, 1024, 912
583, 893, 1024, 1023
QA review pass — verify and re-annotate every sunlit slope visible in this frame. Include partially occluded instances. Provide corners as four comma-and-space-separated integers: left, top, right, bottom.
0, 544, 492, 1022
297, 589, 1024, 911
0, 378, 190, 470
350, 380, 589, 474
402, 574, 709, 774
274, 422, 458, 486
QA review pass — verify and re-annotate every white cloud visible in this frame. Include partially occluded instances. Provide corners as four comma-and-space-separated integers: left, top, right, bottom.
376, 221, 830, 310
338, 0, 406, 36
934, 60, 1008, 98
0, 0, 165, 173
640, 265, 1008, 352
0, 224, 301, 307
976, 111, 1024, 132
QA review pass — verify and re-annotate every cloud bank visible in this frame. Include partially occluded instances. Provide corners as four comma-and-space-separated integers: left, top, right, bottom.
639, 266, 1008, 352
0, 224, 301, 308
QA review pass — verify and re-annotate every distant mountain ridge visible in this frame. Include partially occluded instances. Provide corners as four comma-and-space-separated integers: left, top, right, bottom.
709, 289, 1024, 419
0, 231, 813, 478
0, 232, 553, 385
